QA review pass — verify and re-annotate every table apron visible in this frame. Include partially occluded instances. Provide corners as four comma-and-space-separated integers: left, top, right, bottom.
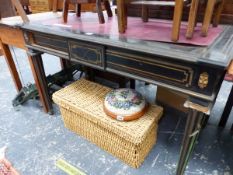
23, 31, 226, 102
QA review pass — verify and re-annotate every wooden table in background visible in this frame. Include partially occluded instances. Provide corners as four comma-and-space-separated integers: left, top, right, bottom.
0, 24, 25, 91
0, 13, 64, 112
127, 0, 233, 25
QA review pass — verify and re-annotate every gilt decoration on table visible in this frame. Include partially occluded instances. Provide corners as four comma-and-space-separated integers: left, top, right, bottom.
198, 72, 209, 89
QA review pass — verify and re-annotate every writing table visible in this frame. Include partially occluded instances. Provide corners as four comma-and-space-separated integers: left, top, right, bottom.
1, 12, 233, 175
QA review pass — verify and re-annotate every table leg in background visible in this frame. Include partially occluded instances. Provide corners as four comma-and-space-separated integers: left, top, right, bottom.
0, 39, 22, 92
117, 0, 126, 33
186, 0, 200, 39
171, 0, 184, 42
201, 0, 216, 36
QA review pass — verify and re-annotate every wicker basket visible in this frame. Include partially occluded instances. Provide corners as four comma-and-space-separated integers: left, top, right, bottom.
29, 0, 52, 13
53, 79, 163, 168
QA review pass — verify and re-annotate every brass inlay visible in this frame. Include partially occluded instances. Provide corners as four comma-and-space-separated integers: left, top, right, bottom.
108, 61, 188, 87
69, 41, 103, 66
34, 34, 68, 51
107, 50, 194, 87
227, 60, 233, 75
198, 72, 209, 89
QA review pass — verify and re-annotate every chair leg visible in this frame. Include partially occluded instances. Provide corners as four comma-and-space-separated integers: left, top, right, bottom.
76, 3, 81, 17
24, 5, 31, 14
53, 0, 58, 12
194, 6, 199, 27
186, 0, 200, 39
117, 0, 126, 33
63, 0, 69, 23
171, 0, 184, 42
123, 4, 127, 29
212, 0, 225, 27
104, 0, 113, 17
201, 0, 216, 36
96, 0, 105, 24
142, 5, 149, 22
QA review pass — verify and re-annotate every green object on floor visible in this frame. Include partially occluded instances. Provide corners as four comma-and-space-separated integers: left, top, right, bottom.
12, 64, 82, 107
12, 83, 38, 107
56, 159, 86, 175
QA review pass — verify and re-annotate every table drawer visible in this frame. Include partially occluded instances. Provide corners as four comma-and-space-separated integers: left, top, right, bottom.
106, 50, 194, 88
69, 40, 105, 69
33, 33, 68, 52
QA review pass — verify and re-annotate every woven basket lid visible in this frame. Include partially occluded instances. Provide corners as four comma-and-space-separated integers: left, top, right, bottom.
104, 88, 147, 121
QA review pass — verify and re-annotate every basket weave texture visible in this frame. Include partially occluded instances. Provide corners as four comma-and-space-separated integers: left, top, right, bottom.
29, 0, 52, 13
53, 79, 163, 168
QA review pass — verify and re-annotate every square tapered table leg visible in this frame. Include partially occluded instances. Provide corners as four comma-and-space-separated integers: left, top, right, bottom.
213, 0, 225, 27
171, 0, 184, 42
186, 0, 200, 39
201, 0, 216, 36
117, 0, 126, 33
62, 0, 69, 23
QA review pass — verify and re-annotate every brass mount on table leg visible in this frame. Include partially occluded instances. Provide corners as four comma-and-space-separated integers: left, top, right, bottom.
176, 98, 212, 175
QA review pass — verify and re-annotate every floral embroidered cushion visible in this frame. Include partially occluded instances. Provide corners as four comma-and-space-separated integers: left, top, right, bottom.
104, 88, 147, 121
